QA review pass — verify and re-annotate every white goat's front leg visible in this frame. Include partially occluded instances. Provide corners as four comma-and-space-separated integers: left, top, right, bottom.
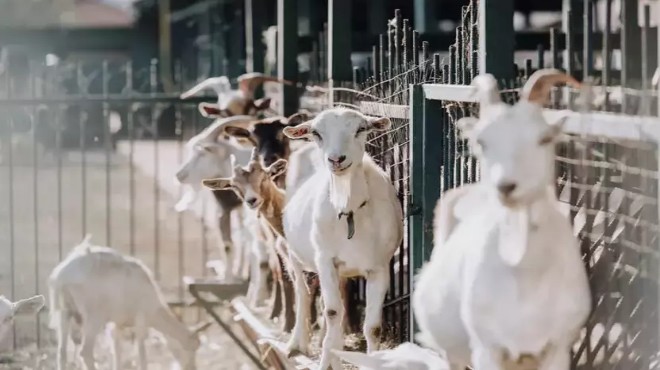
79, 320, 102, 370
55, 311, 69, 370
135, 316, 148, 370
471, 345, 503, 370
364, 269, 389, 353
108, 325, 122, 370
539, 342, 571, 370
218, 211, 235, 281
316, 253, 344, 370
285, 256, 311, 357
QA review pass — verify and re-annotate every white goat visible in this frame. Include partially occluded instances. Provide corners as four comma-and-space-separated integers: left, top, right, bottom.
333, 342, 449, 370
175, 115, 257, 282
180, 72, 291, 118
0, 295, 44, 342
49, 235, 200, 370
413, 69, 591, 370
282, 108, 403, 369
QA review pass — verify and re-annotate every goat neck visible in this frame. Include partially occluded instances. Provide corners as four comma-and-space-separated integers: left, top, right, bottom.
257, 176, 287, 238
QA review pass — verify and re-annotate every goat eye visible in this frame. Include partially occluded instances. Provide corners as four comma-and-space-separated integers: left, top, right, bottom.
355, 127, 366, 137
312, 130, 322, 141
476, 139, 486, 150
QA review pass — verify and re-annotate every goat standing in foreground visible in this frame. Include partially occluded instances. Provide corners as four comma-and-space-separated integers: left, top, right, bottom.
282, 108, 403, 369
180, 72, 290, 118
49, 236, 200, 370
413, 69, 591, 370
0, 295, 45, 343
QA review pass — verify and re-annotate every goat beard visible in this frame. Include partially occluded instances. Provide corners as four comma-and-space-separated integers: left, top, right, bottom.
329, 171, 353, 211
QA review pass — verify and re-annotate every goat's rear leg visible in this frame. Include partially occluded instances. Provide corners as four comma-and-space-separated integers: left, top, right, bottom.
79, 320, 102, 370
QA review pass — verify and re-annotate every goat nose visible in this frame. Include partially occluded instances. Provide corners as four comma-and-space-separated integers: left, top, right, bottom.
327, 155, 346, 165
497, 182, 517, 196
246, 197, 258, 206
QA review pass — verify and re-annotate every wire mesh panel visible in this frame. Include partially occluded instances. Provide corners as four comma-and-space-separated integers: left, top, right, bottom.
423, 84, 660, 369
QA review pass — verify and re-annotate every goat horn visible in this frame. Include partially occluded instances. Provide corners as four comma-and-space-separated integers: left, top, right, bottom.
471, 74, 501, 106
250, 148, 259, 162
521, 69, 581, 105
203, 115, 255, 140
180, 76, 230, 99
237, 72, 294, 99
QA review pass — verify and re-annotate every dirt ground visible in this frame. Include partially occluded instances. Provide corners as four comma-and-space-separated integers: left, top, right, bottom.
0, 142, 257, 369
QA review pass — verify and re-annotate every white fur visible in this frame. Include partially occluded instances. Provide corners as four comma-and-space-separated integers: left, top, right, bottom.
333, 342, 449, 370
282, 108, 403, 369
0, 294, 44, 343
413, 73, 591, 370
49, 235, 199, 370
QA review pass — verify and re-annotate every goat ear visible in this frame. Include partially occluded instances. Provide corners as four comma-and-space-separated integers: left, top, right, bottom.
285, 112, 308, 126
332, 349, 386, 369
283, 123, 311, 140
198, 103, 224, 118
202, 178, 234, 191
252, 98, 272, 110
12, 295, 45, 316
267, 159, 288, 179
366, 116, 391, 131
456, 117, 479, 139
224, 126, 252, 140
539, 115, 568, 145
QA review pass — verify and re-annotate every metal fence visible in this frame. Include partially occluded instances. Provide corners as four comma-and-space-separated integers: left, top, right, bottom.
0, 58, 238, 350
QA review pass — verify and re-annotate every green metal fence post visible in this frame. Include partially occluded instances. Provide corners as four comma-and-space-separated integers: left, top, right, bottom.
278, 0, 299, 116
245, 0, 266, 98
478, 0, 514, 82
328, 0, 352, 104
421, 95, 443, 262
409, 85, 424, 335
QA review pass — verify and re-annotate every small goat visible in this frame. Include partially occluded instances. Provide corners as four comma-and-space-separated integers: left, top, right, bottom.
180, 72, 291, 118
282, 108, 403, 369
49, 236, 200, 370
0, 295, 44, 342
413, 69, 591, 370
333, 343, 449, 370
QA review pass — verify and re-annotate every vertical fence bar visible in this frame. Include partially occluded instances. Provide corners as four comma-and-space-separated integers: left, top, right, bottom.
127, 62, 136, 255
602, 0, 612, 111
566, 9, 575, 78
537, 44, 545, 69
102, 61, 111, 247
434, 54, 441, 83
77, 62, 87, 237
379, 33, 386, 85
402, 19, 410, 68
622, 0, 642, 113
412, 31, 419, 67
174, 61, 185, 305
328, 0, 350, 106
642, 4, 652, 116
525, 59, 533, 78
30, 63, 41, 346
150, 59, 161, 280
372, 45, 379, 82
409, 84, 424, 335
6, 69, 16, 349
394, 9, 402, 69
449, 46, 456, 85
279, 0, 299, 112
583, 0, 593, 78
479, 0, 514, 82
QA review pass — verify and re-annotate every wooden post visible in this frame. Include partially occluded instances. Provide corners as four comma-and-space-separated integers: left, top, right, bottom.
245, 0, 265, 97
414, 0, 436, 33
478, 0, 514, 82
278, 0, 298, 115
328, 0, 352, 104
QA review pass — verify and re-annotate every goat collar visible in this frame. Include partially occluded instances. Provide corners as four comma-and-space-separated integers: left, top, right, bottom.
337, 200, 368, 239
